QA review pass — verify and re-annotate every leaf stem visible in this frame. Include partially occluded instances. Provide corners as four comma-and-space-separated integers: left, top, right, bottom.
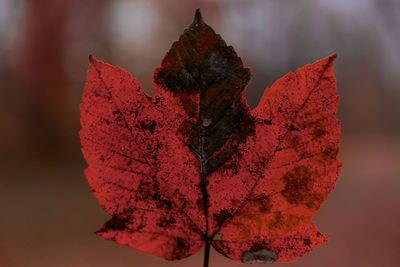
203, 242, 210, 267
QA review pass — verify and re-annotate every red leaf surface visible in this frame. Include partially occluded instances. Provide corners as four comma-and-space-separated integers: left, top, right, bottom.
80, 10, 341, 264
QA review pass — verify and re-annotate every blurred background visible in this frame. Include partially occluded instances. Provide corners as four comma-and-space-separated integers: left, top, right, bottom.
1, 0, 399, 266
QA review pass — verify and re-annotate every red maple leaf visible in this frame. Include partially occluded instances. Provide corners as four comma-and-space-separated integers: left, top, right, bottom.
80, 9, 341, 266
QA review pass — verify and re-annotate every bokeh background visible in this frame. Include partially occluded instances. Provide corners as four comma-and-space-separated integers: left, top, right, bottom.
1, 0, 399, 266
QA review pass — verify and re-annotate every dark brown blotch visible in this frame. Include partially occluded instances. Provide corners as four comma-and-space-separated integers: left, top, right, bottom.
213, 209, 232, 226
305, 193, 324, 209
257, 196, 272, 213
288, 134, 301, 152
312, 126, 326, 138
282, 166, 314, 205
139, 120, 156, 133
298, 116, 327, 138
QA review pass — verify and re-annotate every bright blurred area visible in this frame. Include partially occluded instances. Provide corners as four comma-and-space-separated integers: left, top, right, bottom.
1, 0, 399, 266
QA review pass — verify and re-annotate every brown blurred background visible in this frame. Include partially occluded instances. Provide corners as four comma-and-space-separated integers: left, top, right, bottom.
1, 0, 399, 266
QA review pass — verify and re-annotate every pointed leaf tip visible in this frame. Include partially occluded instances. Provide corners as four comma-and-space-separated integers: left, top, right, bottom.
89, 54, 95, 64
329, 53, 337, 62
324, 53, 337, 71
194, 8, 203, 24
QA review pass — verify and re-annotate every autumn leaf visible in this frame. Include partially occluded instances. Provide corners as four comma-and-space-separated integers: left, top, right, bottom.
79, 9, 341, 265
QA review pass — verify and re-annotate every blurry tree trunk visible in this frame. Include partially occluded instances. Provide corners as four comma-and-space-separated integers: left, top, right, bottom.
5, 0, 106, 160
